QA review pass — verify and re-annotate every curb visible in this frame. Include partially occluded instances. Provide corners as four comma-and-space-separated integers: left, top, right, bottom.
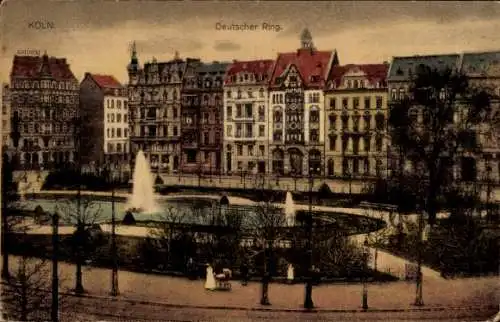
61, 291, 498, 314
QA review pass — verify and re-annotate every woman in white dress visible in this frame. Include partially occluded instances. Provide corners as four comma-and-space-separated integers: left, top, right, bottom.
287, 263, 294, 284
204, 264, 217, 290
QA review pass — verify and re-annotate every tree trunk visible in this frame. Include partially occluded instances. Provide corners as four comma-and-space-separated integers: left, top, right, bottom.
260, 246, 271, 305
260, 273, 270, 305
74, 256, 84, 294
2, 198, 10, 279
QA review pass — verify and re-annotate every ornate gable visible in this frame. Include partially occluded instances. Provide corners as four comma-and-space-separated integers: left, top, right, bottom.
282, 64, 303, 89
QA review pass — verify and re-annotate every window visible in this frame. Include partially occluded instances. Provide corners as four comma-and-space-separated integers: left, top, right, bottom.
309, 109, 319, 123
204, 132, 209, 145
173, 126, 178, 136
375, 135, 383, 151
364, 97, 371, 109
227, 106, 233, 120
246, 123, 253, 138
236, 124, 242, 137
376, 97, 383, 109
259, 125, 265, 137
259, 145, 265, 156
273, 108, 282, 123
391, 89, 397, 100
309, 129, 319, 142
342, 98, 348, 109
111, 100, 114, 108
117, 100, 121, 109
259, 88, 265, 98
353, 97, 360, 109
117, 114, 122, 122
329, 115, 336, 130
236, 104, 242, 117
248, 145, 254, 156
124, 129, 128, 137
215, 132, 221, 143
258, 106, 265, 121
247, 90, 253, 98
237, 90, 242, 99
329, 98, 336, 109
237, 145, 243, 156
227, 125, 233, 137
111, 114, 115, 122
107, 128, 110, 138
117, 128, 122, 137
111, 128, 115, 138
226, 90, 232, 98
245, 104, 253, 118
173, 108, 178, 118
124, 114, 128, 122
329, 135, 336, 150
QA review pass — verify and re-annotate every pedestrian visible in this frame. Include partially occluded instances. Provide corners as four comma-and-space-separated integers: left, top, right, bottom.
187, 257, 196, 280
287, 263, 294, 284
204, 263, 216, 291
240, 260, 249, 286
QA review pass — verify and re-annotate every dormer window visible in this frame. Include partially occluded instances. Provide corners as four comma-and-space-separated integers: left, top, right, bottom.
396, 67, 404, 76
310, 75, 320, 83
244, 74, 248, 81
289, 76, 297, 82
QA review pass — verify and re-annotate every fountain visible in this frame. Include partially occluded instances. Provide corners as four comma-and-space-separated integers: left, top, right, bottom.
284, 191, 296, 227
127, 150, 159, 213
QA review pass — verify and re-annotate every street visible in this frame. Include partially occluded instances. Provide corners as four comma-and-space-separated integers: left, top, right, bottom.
60, 295, 498, 322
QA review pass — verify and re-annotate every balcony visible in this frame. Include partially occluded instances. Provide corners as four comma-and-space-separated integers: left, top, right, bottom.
233, 115, 254, 122
130, 135, 180, 142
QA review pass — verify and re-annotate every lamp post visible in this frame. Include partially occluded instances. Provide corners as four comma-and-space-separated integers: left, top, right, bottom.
108, 164, 119, 297
414, 206, 424, 306
362, 236, 369, 311
51, 212, 60, 322
304, 165, 319, 310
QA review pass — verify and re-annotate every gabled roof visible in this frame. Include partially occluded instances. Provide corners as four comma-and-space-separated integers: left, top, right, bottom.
327, 64, 388, 87
10, 54, 77, 81
388, 54, 461, 82
224, 59, 275, 85
460, 50, 500, 77
86, 73, 123, 89
269, 48, 334, 89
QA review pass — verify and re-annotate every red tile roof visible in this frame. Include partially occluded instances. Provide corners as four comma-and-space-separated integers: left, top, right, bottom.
269, 49, 335, 89
224, 59, 275, 85
10, 55, 77, 81
327, 64, 388, 87
88, 73, 123, 89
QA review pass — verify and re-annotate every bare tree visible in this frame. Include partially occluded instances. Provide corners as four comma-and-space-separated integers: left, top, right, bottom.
1, 251, 68, 321
245, 193, 286, 305
57, 195, 103, 294
388, 66, 492, 226
1, 153, 25, 279
149, 206, 186, 270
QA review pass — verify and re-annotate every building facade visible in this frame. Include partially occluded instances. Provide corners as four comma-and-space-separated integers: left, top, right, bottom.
387, 52, 500, 184
460, 51, 500, 184
79, 73, 129, 174
128, 44, 185, 174
2, 83, 11, 152
268, 29, 338, 177
196, 62, 229, 175
9, 53, 79, 170
324, 64, 389, 179
223, 59, 275, 175
180, 58, 202, 174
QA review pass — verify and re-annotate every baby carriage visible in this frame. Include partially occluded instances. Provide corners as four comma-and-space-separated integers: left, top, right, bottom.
215, 268, 232, 291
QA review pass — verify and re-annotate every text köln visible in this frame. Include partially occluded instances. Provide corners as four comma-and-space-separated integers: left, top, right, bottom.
28, 20, 55, 30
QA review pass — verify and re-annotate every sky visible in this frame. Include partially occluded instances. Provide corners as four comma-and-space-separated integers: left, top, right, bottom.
1, 0, 500, 84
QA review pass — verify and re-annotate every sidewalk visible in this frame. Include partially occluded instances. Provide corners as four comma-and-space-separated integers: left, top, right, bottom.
4, 255, 498, 312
